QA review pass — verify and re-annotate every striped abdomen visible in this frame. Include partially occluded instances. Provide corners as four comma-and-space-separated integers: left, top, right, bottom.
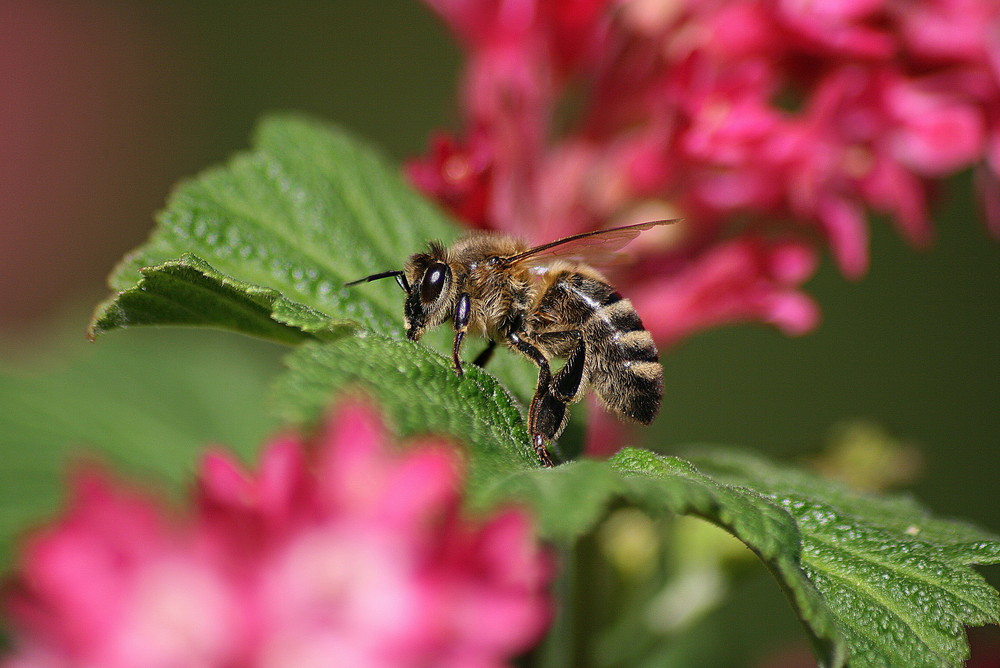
533, 268, 663, 424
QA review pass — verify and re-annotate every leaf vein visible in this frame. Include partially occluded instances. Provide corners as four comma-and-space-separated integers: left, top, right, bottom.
806, 530, 998, 621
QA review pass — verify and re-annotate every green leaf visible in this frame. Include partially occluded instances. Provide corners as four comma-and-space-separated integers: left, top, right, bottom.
90, 254, 334, 342
688, 448, 1000, 667
478, 447, 1000, 667
271, 335, 536, 488
271, 329, 1000, 667
0, 329, 284, 570
90, 114, 459, 341
475, 450, 848, 667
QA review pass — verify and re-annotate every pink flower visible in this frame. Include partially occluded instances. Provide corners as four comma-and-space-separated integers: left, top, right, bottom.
630, 237, 820, 349
1, 401, 553, 668
406, 131, 495, 229
409, 0, 1000, 342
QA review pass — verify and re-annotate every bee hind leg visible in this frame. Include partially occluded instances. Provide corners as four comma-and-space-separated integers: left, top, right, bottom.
472, 340, 496, 368
528, 331, 586, 467
507, 330, 587, 467
540, 330, 585, 404
507, 332, 557, 467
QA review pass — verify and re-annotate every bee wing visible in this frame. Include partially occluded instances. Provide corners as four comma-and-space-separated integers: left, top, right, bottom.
501, 219, 682, 268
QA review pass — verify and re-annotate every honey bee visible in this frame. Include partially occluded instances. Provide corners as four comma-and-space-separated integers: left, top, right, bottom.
346, 219, 680, 466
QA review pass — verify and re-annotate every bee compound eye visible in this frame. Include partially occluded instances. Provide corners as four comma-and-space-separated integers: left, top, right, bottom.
420, 262, 449, 304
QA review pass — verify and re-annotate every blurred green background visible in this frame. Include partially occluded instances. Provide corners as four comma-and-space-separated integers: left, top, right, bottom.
2, 1, 997, 665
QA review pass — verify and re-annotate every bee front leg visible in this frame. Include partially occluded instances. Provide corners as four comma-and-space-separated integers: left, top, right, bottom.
507, 332, 556, 467
451, 293, 472, 376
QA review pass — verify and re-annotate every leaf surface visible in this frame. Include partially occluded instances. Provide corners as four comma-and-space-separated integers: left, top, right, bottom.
271, 336, 535, 489
688, 448, 1000, 667
90, 115, 458, 341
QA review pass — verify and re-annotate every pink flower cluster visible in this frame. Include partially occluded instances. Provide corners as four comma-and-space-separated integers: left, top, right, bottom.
2, 402, 552, 668
409, 0, 1000, 348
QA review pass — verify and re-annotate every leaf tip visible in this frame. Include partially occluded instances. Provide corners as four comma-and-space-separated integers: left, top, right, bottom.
86, 294, 124, 341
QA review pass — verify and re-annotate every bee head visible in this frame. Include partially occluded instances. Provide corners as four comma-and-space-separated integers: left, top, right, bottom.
403, 244, 454, 341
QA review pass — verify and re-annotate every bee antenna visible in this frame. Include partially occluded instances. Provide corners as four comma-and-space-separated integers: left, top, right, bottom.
344, 270, 410, 292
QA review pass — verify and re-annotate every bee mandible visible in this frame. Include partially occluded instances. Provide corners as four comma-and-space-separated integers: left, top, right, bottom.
346, 219, 680, 466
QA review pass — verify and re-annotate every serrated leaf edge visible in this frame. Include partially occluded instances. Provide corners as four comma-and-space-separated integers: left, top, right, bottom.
87, 253, 348, 343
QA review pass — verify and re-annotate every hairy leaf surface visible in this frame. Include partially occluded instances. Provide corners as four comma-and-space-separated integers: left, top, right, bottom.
91, 115, 457, 341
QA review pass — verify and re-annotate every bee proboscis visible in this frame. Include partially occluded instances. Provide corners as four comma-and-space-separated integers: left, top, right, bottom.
346, 219, 680, 466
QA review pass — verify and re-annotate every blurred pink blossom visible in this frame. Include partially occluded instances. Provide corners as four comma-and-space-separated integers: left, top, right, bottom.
408, 0, 1000, 347
1, 401, 552, 668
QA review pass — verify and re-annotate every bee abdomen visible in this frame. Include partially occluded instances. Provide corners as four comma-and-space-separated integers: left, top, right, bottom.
587, 295, 663, 425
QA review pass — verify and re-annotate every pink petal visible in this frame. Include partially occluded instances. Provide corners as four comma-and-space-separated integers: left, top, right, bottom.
890, 97, 985, 175
314, 399, 389, 511
764, 291, 821, 336
4, 398, 553, 667
255, 438, 312, 525
818, 195, 869, 278
862, 155, 932, 247
631, 238, 821, 348
373, 445, 461, 527
198, 449, 254, 508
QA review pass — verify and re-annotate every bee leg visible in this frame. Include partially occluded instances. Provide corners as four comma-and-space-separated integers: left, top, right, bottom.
451, 293, 472, 376
530, 339, 583, 456
452, 332, 465, 376
532, 434, 554, 468
472, 340, 497, 368
532, 393, 566, 465
540, 330, 586, 403
507, 332, 556, 467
